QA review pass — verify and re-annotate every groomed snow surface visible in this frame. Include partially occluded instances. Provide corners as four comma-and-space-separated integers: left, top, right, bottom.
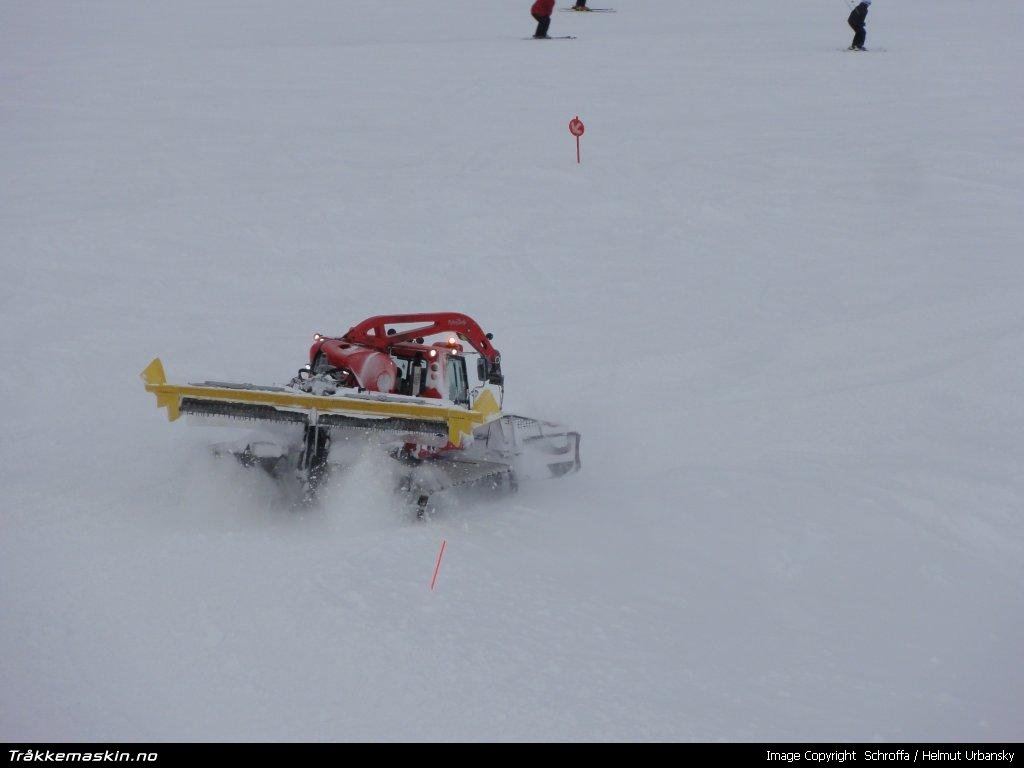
1, 0, 1022, 742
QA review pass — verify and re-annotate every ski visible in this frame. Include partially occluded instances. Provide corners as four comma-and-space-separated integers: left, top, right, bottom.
525, 35, 578, 40
560, 7, 617, 11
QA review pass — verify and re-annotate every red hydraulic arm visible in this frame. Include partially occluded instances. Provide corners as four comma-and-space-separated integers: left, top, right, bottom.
342, 312, 503, 382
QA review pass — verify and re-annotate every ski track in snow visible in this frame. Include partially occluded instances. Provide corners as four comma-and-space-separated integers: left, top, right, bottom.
1, 0, 1022, 741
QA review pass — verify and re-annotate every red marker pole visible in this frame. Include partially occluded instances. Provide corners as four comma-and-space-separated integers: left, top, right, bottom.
569, 116, 585, 164
430, 539, 447, 591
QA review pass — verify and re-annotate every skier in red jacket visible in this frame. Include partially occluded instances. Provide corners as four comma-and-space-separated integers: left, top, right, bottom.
531, 0, 555, 39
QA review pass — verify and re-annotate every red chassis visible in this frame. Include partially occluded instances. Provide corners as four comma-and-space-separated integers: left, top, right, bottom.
307, 312, 504, 404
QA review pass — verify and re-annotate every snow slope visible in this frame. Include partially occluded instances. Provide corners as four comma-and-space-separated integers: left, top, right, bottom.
1, 0, 1022, 741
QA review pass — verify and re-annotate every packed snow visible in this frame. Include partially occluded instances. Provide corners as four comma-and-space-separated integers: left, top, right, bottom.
1, 0, 1022, 742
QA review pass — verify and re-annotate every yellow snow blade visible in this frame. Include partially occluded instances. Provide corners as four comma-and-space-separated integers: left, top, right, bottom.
140, 357, 181, 421
140, 357, 501, 447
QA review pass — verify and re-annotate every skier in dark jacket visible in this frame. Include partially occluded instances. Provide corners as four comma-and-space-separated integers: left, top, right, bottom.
848, 0, 871, 51
532, 0, 555, 38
